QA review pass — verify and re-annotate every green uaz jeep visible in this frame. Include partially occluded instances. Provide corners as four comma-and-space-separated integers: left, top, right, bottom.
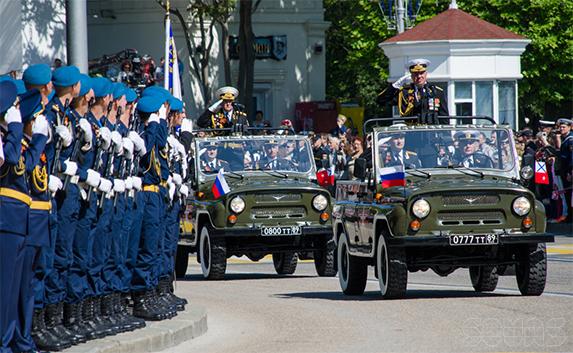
176, 133, 336, 279
333, 119, 554, 298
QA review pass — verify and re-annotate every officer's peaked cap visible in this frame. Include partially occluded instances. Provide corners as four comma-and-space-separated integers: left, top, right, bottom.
406, 58, 430, 73
215, 86, 238, 101
137, 95, 163, 113
52, 66, 81, 87
23, 64, 52, 86
0, 80, 18, 114
557, 118, 573, 126
19, 88, 42, 124
455, 130, 480, 141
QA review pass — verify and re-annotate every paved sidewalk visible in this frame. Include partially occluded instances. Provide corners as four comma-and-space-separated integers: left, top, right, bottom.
64, 306, 208, 353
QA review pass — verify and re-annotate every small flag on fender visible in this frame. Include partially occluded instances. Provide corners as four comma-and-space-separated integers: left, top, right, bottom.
379, 165, 406, 188
212, 169, 231, 198
534, 161, 549, 185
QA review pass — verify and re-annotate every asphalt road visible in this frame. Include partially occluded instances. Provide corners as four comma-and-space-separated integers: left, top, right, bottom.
162, 236, 573, 353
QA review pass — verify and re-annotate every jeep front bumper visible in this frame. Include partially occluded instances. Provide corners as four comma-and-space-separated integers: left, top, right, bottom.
387, 233, 555, 247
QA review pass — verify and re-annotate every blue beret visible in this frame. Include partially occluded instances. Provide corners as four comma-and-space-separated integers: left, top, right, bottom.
142, 85, 171, 103
19, 89, 42, 124
14, 80, 27, 95
91, 77, 112, 98
125, 88, 138, 103
170, 97, 183, 112
137, 95, 163, 113
0, 80, 17, 114
112, 83, 126, 100
23, 64, 52, 86
52, 66, 81, 87
78, 74, 93, 96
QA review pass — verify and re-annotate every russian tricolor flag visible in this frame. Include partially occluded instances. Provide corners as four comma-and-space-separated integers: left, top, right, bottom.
212, 169, 231, 198
379, 165, 406, 188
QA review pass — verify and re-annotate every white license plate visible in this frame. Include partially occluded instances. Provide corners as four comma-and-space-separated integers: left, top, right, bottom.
260, 225, 302, 236
449, 234, 498, 246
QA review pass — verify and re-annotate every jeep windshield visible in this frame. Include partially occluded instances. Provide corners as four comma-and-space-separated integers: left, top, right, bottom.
196, 136, 314, 176
375, 127, 516, 172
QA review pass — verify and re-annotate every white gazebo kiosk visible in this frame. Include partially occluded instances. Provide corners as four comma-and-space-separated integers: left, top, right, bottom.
379, 3, 530, 129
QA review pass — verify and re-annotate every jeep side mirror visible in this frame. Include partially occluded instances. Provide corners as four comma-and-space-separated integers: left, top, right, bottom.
353, 158, 366, 180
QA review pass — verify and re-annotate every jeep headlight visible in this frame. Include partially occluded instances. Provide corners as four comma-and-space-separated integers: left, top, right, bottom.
512, 196, 531, 216
312, 194, 328, 211
230, 196, 246, 214
412, 199, 431, 219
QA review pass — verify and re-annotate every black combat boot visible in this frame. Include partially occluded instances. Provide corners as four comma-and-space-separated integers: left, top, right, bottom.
32, 308, 72, 351
159, 278, 185, 311
151, 286, 177, 319
45, 302, 85, 345
97, 295, 122, 335
169, 276, 188, 305
63, 302, 89, 340
113, 292, 144, 331
82, 297, 113, 339
132, 291, 163, 321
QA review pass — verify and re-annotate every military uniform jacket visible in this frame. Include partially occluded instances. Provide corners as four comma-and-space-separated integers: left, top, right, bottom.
377, 82, 449, 121
560, 132, 573, 177
385, 149, 422, 169
455, 152, 493, 168
44, 97, 77, 175
25, 132, 50, 247
200, 157, 230, 173
141, 121, 161, 186
197, 108, 248, 129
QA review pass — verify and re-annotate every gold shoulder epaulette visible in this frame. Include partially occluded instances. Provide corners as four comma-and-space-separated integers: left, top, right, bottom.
406, 150, 417, 156
434, 86, 443, 91
52, 105, 60, 113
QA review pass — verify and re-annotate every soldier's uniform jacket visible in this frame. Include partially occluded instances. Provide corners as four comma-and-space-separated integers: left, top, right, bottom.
44, 97, 76, 175
377, 83, 449, 122
385, 149, 422, 168
200, 157, 230, 173
455, 151, 493, 168
197, 108, 248, 129
560, 132, 573, 174
24, 132, 50, 247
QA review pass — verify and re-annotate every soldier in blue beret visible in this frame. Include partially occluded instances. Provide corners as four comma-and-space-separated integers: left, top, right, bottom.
377, 58, 449, 124
453, 130, 493, 168
23, 64, 53, 107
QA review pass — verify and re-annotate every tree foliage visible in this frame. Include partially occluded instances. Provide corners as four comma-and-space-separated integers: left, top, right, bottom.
325, 0, 573, 120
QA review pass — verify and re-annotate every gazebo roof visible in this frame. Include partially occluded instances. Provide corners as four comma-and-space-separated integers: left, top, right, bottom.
383, 8, 525, 43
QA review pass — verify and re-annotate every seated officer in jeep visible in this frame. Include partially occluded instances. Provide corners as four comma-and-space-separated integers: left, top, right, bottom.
199, 142, 230, 173
453, 130, 494, 168
382, 132, 422, 169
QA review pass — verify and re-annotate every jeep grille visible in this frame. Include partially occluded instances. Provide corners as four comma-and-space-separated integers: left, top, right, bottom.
251, 207, 306, 219
254, 194, 302, 203
437, 211, 504, 226
442, 193, 500, 206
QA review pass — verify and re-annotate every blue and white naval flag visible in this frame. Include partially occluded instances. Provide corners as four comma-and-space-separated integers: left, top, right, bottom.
164, 10, 182, 99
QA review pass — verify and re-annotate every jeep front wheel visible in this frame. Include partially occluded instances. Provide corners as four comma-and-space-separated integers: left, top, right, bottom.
314, 246, 337, 277
272, 252, 298, 275
337, 233, 367, 295
376, 235, 407, 299
469, 265, 498, 292
516, 243, 547, 296
199, 226, 227, 280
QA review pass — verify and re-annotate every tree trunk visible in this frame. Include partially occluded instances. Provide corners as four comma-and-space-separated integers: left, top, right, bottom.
219, 21, 232, 86
238, 0, 255, 121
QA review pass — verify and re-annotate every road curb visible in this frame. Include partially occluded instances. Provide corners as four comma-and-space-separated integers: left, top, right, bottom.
63, 305, 208, 353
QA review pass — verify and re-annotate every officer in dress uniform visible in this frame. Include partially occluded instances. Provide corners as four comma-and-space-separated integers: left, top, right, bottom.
200, 142, 231, 172
453, 131, 494, 168
12, 89, 51, 353
557, 118, 573, 221
0, 80, 30, 353
383, 132, 422, 169
197, 86, 248, 129
377, 58, 449, 124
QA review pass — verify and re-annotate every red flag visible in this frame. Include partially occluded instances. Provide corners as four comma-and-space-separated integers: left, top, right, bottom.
534, 161, 549, 185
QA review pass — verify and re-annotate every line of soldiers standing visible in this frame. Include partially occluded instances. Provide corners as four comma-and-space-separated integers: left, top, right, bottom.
0, 64, 192, 352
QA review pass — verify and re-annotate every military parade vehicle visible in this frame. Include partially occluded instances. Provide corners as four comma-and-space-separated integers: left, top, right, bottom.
176, 129, 336, 279
332, 116, 554, 298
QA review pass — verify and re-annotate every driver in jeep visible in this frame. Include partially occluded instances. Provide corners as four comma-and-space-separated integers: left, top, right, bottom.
453, 130, 494, 168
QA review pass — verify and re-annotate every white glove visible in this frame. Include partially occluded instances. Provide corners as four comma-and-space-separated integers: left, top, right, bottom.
168, 182, 176, 201
99, 126, 112, 149
392, 73, 412, 89
167, 135, 177, 149
78, 118, 93, 145
113, 179, 125, 193
62, 159, 78, 176
122, 137, 134, 160
176, 141, 187, 159
98, 178, 112, 193
179, 184, 189, 198
48, 175, 63, 193
208, 99, 222, 113
181, 158, 188, 180
32, 115, 49, 136
181, 118, 193, 133
111, 131, 123, 154
148, 113, 160, 124
128, 131, 144, 151
86, 169, 101, 188
5, 106, 22, 124
159, 104, 167, 120
172, 173, 182, 185
55, 125, 73, 147
132, 176, 142, 191
125, 176, 133, 190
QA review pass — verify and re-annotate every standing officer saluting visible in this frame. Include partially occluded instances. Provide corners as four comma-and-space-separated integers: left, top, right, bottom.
197, 86, 248, 129
377, 58, 449, 124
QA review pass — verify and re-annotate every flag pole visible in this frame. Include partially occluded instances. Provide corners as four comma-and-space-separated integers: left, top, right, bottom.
164, 0, 170, 91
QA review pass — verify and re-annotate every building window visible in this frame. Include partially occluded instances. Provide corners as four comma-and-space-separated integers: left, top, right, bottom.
454, 81, 473, 118
475, 81, 493, 121
498, 81, 516, 129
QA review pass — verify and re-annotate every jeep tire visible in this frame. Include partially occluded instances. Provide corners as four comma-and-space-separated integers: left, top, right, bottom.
175, 246, 190, 279
272, 252, 298, 275
337, 233, 367, 295
314, 246, 337, 277
376, 235, 407, 299
516, 243, 547, 296
199, 226, 227, 280
469, 265, 498, 292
